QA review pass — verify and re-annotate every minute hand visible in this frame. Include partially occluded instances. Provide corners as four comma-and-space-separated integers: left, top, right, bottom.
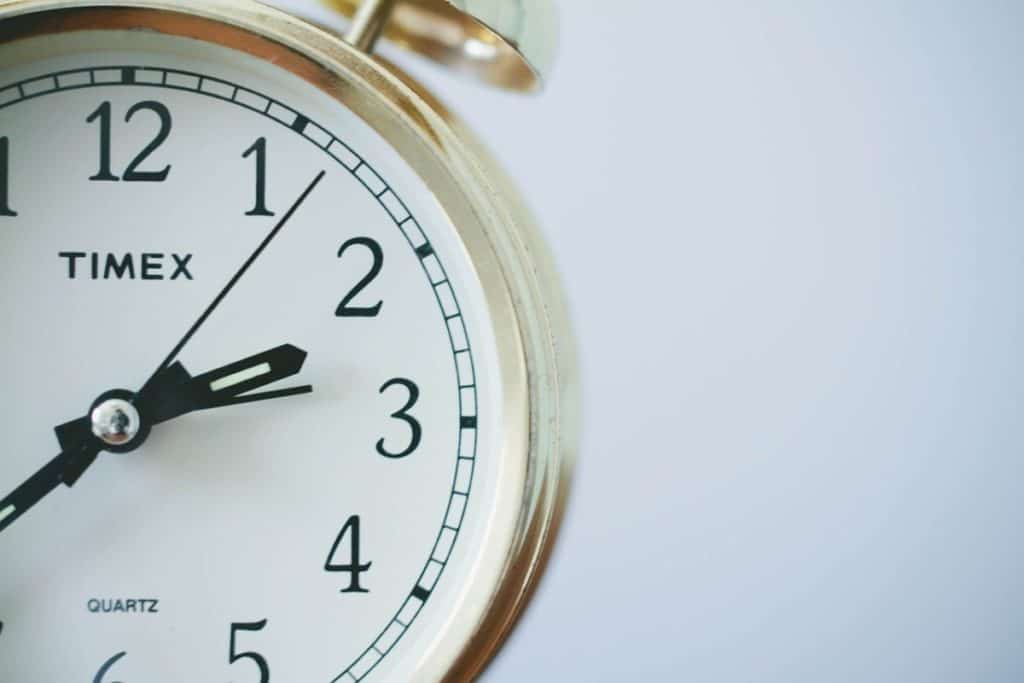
139, 169, 326, 397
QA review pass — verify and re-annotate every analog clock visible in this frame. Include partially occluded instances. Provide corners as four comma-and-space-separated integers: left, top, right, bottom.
0, 1, 575, 680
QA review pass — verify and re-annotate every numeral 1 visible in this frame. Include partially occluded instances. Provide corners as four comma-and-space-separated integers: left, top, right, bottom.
243, 137, 275, 216
325, 515, 372, 593
0, 137, 16, 216
87, 102, 119, 181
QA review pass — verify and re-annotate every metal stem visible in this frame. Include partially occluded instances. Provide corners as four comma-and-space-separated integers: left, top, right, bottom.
343, 0, 396, 53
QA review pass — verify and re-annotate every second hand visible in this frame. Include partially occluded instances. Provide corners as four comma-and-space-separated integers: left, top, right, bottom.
141, 170, 327, 396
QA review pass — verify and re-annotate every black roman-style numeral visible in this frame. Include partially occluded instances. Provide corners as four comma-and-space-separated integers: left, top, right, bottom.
229, 620, 270, 682
325, 515, 372, 593
93, 652, 127, 683
243, 137, 275, 216
335, 237, 384, 317
0, 137, 15, 216
377, 378, 422, 459
87, 100, 172, 182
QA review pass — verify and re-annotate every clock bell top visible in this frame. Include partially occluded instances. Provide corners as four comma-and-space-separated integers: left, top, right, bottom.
324, 0, 558, 93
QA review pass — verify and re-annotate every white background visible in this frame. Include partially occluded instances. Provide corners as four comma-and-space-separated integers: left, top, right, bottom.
288, 1, 1024, 680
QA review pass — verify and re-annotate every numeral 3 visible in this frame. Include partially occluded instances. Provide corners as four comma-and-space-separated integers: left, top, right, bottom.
377, 378, 422, 459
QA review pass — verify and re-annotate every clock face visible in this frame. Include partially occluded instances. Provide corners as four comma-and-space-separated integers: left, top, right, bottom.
0, 13, 522, 682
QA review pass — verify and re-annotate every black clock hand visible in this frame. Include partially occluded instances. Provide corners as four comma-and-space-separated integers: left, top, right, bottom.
55, 344, 314, 461
2, 174, 323, 539
140, 170, 326, 396
0, 441, 99, 534
1, 345, 312, 537
137, 344, 312, 425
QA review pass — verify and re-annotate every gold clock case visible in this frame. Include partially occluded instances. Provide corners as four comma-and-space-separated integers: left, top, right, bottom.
0, 0, 577, 680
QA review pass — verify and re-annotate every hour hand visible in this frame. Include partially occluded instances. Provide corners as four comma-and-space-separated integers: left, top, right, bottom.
0, 442, 99, 534
137, 344, 313, 425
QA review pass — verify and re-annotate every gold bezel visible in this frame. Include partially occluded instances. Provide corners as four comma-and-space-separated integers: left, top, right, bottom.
0, 0, 577, 680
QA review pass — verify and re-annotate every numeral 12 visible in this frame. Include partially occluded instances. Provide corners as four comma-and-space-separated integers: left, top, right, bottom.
0, 137, 15, 216
87, 100, 172, 182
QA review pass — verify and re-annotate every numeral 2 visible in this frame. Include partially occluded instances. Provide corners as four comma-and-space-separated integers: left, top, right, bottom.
87, 101, 172, 182
325, 515, 372, 593
336, 237, 383, 317
0, 137, 15, 216
229, 620, 270, 682
243, 137, 275, 216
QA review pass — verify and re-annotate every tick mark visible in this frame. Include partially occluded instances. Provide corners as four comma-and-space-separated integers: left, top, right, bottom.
415, 242, 435, 259
121, 67, 136, 84
461, 416, 477, 430
411, 585, 431, 602
292, 114, 309, 134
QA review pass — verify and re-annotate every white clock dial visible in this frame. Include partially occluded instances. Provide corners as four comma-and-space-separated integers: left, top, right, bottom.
0, 21, 523, 683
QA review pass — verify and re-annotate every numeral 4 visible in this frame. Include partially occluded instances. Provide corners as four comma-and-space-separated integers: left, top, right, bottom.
325, 515, 372, 593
